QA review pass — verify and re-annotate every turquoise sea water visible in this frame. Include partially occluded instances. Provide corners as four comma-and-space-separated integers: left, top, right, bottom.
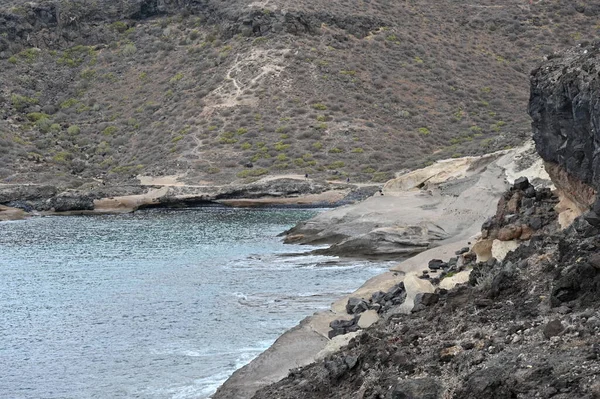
0, 207, 389, 398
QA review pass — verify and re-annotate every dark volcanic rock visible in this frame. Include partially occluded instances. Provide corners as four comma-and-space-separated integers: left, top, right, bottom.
428, 259, 445, 270
543, 319, 564, 339
530, 41, 600, 191
49, 195, 94, 212
455, 247, 469, 255
454, 367, 517, 399
411, 293, 439, 313
216, 179, 329, 200
513, 176, 530, 191
346, 297, 369, 315
391, 378, 442, 399
328, 318, 359, 339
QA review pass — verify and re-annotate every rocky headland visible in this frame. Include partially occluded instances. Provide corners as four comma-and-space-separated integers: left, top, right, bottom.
213, 42, 600, 399
0, 176, 381, 220
282, 143, 551, 258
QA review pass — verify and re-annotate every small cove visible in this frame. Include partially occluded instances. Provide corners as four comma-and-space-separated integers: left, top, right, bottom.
0, 207, 391, 398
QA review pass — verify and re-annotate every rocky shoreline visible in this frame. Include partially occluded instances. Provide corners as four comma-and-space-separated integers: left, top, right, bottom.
0, 177, 381, 221
213, 41, 600, 399
212, 142, 557, 399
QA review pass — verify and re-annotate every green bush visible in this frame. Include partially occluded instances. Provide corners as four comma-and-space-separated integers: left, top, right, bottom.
26, 112, 49, 122
57, 45, 95, 67
11, 94, 38, 111
327, 161, 345, 169
102, 126, 117, 136
96, 141, 110, 155
80, 68, 97, 80
110, 21, 129, 33
170, 72, 184, 83
67, 125, 81, 135
60, 98, 79, 109
50, 123, 61, 133
36, 118, 52, 132
121, 43, 137, 56
219, 132, 237, 144
312, 103, 327, 110
274, 141, 290, 151
52, 151, 71, 163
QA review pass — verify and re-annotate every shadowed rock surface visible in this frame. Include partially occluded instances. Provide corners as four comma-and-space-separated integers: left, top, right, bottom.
530, 41, 600, 191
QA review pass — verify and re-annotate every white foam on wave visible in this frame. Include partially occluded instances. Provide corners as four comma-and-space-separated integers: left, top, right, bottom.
168, 341, 274, 399
224, 253, 389, 272
143, 341, 275, 399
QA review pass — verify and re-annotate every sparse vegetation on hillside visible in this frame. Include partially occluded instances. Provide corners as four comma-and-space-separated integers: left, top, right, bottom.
0, 0, 598, 186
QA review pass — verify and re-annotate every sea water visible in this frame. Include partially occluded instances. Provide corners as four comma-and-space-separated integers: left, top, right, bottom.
0, 207, 390, 398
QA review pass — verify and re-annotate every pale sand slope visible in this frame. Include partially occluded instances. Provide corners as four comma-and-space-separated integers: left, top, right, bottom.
213, 141, 553, 399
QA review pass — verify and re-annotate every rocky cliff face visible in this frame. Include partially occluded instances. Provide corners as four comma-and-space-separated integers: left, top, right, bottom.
529, 41, 600, 210
0, 0, 382, 53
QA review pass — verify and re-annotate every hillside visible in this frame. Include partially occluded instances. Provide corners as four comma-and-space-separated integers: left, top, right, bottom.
0, 0, 599, 188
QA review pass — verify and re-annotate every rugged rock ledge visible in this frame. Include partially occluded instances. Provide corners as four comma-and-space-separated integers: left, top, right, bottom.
530, 40, 600, 218
282, 143, 551, 258
530, 41, 600, 192
0, 177, 378, 216
0, 0, 385, 54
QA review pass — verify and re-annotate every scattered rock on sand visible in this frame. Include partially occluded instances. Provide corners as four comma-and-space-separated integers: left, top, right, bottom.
411, 292, 439, 313
345, 297, 369, 315
428, 259, 445, 270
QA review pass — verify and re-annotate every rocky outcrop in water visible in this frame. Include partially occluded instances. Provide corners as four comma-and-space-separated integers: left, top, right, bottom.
283, 145, 551, 258
0, 178, 375, 214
